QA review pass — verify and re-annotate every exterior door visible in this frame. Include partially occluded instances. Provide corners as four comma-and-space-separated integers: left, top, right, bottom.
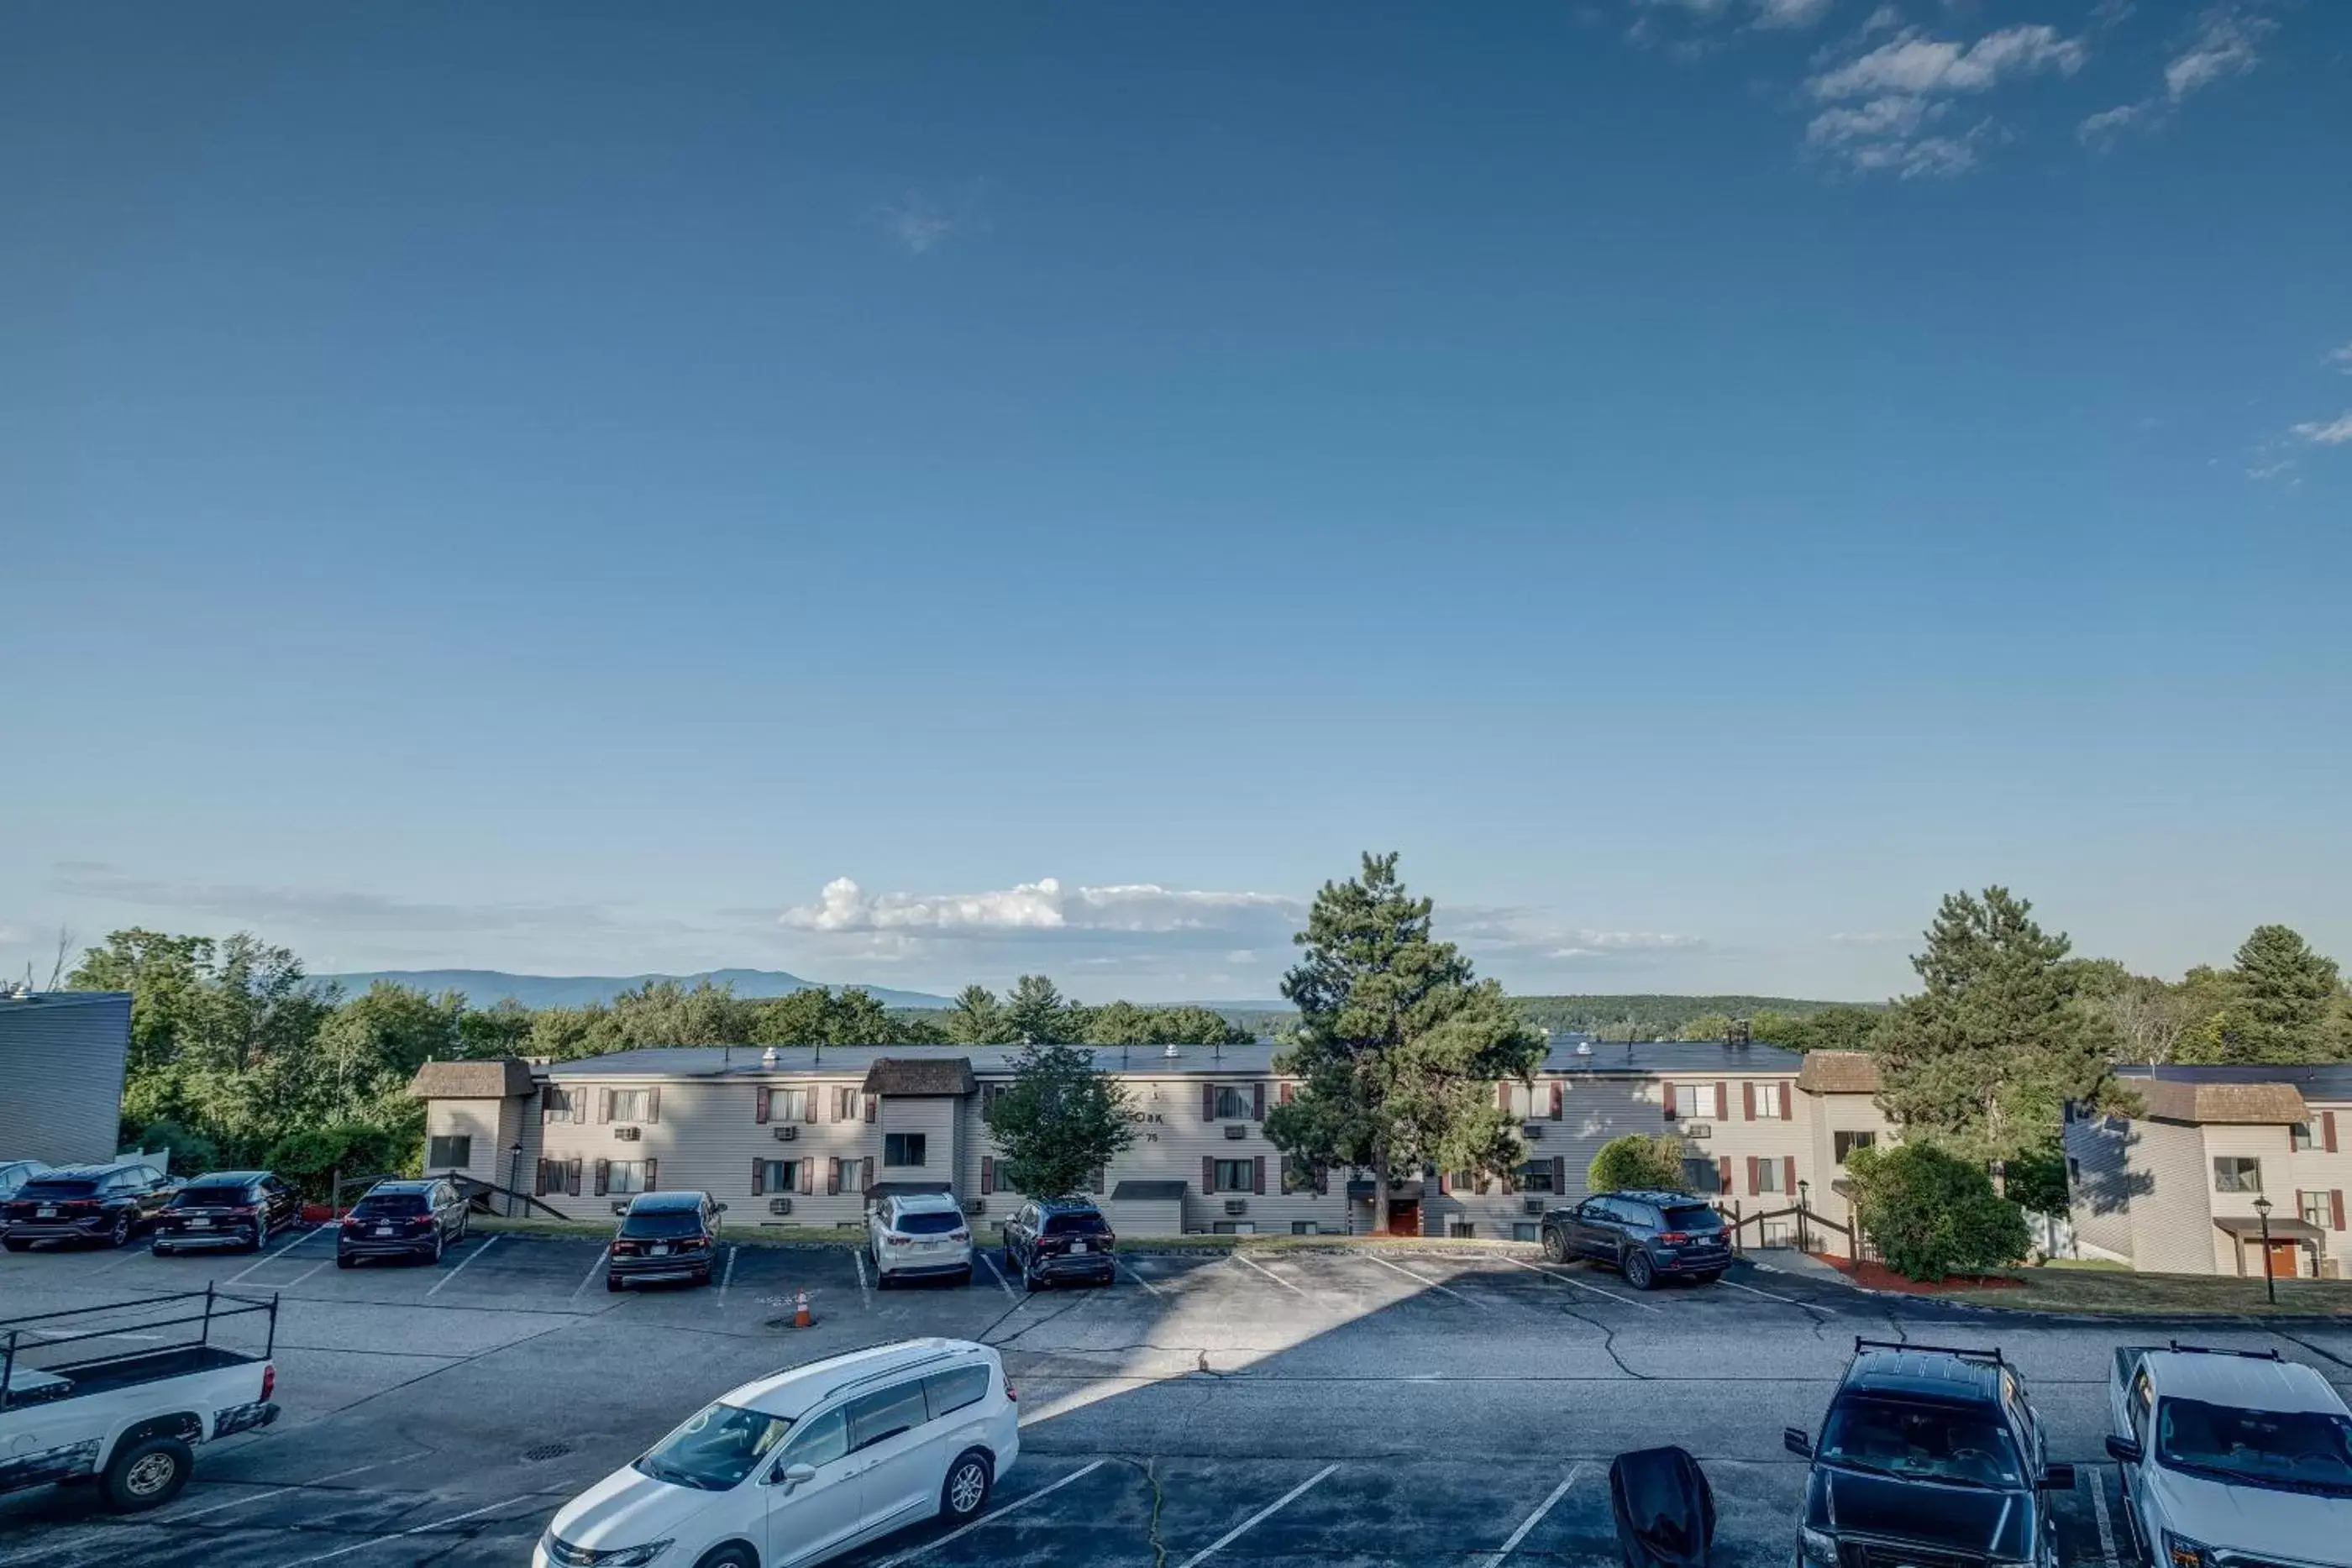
2268, 1241, 2302, 1279
843, 1380, 938, 1531
1573, 1199, 1616, 1259
764, 1408, 865, 1566
1388, 1198, 1420, 1235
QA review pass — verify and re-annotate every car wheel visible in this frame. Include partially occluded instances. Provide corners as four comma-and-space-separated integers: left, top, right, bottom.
336, 1251, 355, 1269
606, 1275, 624, 1293
939, 1450, 993, 1520
955, 1266, 974, 1287
1624, 1251, 1655, 1291
2, 1237, 26, 1252
427, 1231, 444, 1265
693, 1266, 712, 1287
693, 1544, 759, 1568
1541, 1228, 1567, 1264
108, 1214, 132, 1248
152, 1242, 174, 1258
1692, 1270, 1722, 1285
1023, 1261, 1045, 1292
102, 1434, 192, 1512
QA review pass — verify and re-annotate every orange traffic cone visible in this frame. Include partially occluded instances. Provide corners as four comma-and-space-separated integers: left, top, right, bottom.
794, 1290, 812, 1329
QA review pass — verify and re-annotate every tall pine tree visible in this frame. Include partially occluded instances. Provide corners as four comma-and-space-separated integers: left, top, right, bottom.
1263, 853, 1546, 1234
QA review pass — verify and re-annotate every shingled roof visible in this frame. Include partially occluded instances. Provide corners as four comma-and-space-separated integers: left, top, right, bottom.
861, 1056, 978, 1097
1795, 1051, 1882, 1096
408, 1057, 538, 1099
2132, 1078, 2307, 1126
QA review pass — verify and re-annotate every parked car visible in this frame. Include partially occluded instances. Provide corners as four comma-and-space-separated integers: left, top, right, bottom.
1539, 1189, 1730, 1289
2, 1163, 178, 1251
0, 1287, 280, 1511
151, 1171, 301, 1256
1000, 1195, 1116, 1292
1786, 1339, 2071, 1568
607, 1191, 726, 1291
335, 1178, 469, 1266
534, 1337, 1016, 1568
0, 1161, 51, 1203
2107, 1341, 2352, 1568
868, 1190, 974, 1288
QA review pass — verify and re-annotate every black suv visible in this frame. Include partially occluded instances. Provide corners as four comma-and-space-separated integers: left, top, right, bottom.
1002, 1195, 1116, 1290
337, 1178, 470, 1266
2, 1163, 178, 1250
1541, 1188, 1730, 1289
606, 1191, 725, 1291
153, 1171, 301, 1255
1786, 1340, 2072, 1568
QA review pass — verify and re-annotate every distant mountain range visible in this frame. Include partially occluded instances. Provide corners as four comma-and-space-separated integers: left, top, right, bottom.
316, 968, 953, 1011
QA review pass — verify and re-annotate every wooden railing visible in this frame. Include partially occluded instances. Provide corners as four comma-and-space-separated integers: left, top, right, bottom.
1714, 1198, 1864, 1263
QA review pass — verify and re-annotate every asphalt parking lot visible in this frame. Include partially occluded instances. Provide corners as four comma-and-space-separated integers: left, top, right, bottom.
6, 1225, 2352, 1566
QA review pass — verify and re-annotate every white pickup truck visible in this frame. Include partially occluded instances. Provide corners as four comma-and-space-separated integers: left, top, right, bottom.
1, 1286, 281, 1511
2106, 1341, 2352, 1568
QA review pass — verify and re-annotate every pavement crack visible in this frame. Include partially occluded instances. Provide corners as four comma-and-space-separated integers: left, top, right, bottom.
1557, 1303, 1649, 1379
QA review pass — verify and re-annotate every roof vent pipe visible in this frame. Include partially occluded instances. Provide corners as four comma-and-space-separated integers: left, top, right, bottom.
761, 1046, 779, 1068
1163, 1042, 1181, 1059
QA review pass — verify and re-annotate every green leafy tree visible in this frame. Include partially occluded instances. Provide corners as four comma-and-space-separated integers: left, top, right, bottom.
943, 984, 1016, 1046
1874, 888, 2118, 1165
1752, 1004, 1887, 1053
264, 1121, 415, 1202
980, 1039, 1135, 1197
1082, 1000, 1253, 1048
1002, 974, 1080, 1044
1844, 1142, 2030, 1281
1588, 1135, 1688, 1193
1672, 1013, 1734, 1042
457, 999, 535, 1057
2182, 926, 2344, 1063
1263, 853, 1546, 1234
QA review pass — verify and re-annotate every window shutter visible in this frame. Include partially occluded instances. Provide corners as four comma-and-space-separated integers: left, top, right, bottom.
2328, 1113, 2340, 1154
804, 1090, 817, 1125
597, 1088, 612, 1124
798, 1160, 813, 1196
1496, 1081, 1510, 1113
1094, 1166, 1108, 1195
1746, 1156, 1759, 1195
1550, 1083, 1563, 1120
1783, 1156, 1798, 1199
752, 1160, 766, 1196
1279, 1082, 1295, 1106
1742, 1082, 1756, 1121
982, 1156, 995, 1195
2334, 1191, 2345, 1231
1717, 1156, 1732, 1195
1715, 1082, 1729, 1120
1253, 1083, 1266, 1120
1201, 1156, 1215, 1194
864, 1094, 876, 1124
1551, 1155, 1566, 1194
643, 1157, 658, 1189
1662, 1083, 1677, 1118
827, 1158, 841, 1196
1253, 1156, 1266, 1196
595, 1159, 610, 1197
755, 1087, 770, 1125
1203, 1084, 1217, 1122
646, 1088, 660, 1124
1437, 1169, 1450, 1195
533, 1161, 549, 1198
1780, 1083, 1793, 1121
567, 1157, 582, 1197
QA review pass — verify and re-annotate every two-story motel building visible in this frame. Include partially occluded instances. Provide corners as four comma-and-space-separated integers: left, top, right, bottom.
411, 1039, 1897, 1239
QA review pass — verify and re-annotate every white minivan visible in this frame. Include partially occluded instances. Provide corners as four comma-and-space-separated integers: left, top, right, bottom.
535, 1339, 1016, 1568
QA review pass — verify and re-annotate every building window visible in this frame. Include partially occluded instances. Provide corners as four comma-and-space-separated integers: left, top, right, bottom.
1833, 1130, 1876, 1164
427, 1135, 472, 1168
1280, 1156, 1318, 1196
1447, 1219, 1476, 1238
1213, 1086, 1251, 1120
760, 1160, 801, 1194
1514, 1162, 1557, 1194
2292, 1124, 2316, 1151
838, 1157, 871, 1195
610, 1088, 654, 1123
607, 1160, 649, 1195
540, 1085, 576, 1122
771, 1088, 810, 1121
835, 1087, 862, 1120
884, 1134, 927, 1168
1210, 1159, 1255, 1193
1754, 1160, 1783, 1195
1446, 1169, 1476, 1194
1753, 1083, 1785, 1118
1291, 1221, 1320, 1236
1211, 1221, 1255, 1235
1681, 1157, 1721, 1194
2301, 1193, 2331, 1228
1512, 1221, 1540, 1243
1674, 1083, 1719, 1120
2213, 1157, 2262, 1194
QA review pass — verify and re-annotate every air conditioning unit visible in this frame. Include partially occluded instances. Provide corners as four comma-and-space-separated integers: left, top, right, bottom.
773, 1125, 799, 1141
613, 1126, 641, 1141
1223, 1123, 1247, 1140
611, 1200, 630, 1215
1523, 1198, 1548, 1216
768, 1197, 793, 1216
1523, 1124, 1543, 1141
963, 1198, 986, 1216
1224, 1199, 1247, 1216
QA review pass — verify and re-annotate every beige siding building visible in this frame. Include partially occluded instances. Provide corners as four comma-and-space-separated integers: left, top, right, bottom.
2066, 1064, 2351, 1278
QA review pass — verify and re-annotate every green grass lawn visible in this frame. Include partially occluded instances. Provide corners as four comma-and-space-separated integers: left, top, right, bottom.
1948, 1265, 2352, 1316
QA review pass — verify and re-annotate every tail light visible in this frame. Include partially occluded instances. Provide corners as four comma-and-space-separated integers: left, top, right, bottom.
1656, 1232, 1690, 1245
885, 1234, 912, 1247
1003, 1374, 1016, 1403
613, 1240, 640, 1256
341, 1217, 364, 1231
260, 1364, 275, 1402
948, 1230, 969, 1243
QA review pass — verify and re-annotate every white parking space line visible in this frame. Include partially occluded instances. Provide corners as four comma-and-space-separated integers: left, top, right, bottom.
1231, 1251, 1311, 1298
1494, 1252, 1662, 1313
275, 1258, 331, 1288
224, 1225, 331, 1286
1477, 1465, 1581, 1568
271, 1492, 541, 1567
2087, 1470, 2121, 1568
423, 1234, 500, 1298
1359, 1252, 1484, 1306
1717, 1276, 1809, 1308
853, 1247, 873, 1308
1175, 1462, 1340, 1568
1117, 1257, 1164, 1297
872, 1459, 1107, 1566
163, 1449, 434, 1524
569, 1245, 611, 1301
87, 1243, 167, 1275
717, 1245, 738, 1304
979, 1248, 1018, 1301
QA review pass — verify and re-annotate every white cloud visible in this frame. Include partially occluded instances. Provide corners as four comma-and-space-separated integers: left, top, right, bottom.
2290, 412, 2352, 446
1753, 0, 1835, 29
2165, 7, 2269, 101
1827, 931, 1905, 947
2077, 102, 2145, 142
878, 191, 964, 256
1858, 3, 1903, 34
777, 877, 1303, 939
1809, 24, 2086, 100
50, 862, 625, 934
2328, 343, 2352, 374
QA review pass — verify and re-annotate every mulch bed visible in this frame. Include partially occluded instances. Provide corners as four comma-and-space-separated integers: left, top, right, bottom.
1810, 1254, 2024, 1293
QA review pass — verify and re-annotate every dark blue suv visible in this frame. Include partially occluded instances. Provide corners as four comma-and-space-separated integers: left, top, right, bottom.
1540, 1188, 1730, 1289
1001, 1196, 1117, 1290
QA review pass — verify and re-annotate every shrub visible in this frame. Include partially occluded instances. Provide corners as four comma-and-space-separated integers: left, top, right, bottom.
1845, 1142, 2030, 1281
263, 1122, 413, 1202
1588, 1135, 1689, 1193
123, 1117, 223, 1177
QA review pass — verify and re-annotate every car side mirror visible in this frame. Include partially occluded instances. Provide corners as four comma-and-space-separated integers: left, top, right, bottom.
774, 1461, 816, 1490
1783, 1428, 1813, 1458
2040, 1463, 2076, 1492
2104, 1436, 2142, 1466
715, 1204, 727, 1213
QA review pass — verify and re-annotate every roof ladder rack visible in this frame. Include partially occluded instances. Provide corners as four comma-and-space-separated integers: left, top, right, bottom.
1853, 1337, 2006, 1365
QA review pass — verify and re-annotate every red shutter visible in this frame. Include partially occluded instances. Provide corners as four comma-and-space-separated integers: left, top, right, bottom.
1497, 1081, 1510, 1112
1437, 1170, 1450, 1195
864, 1094, 876, 1123
798, 1161, 813, 1196
1784, 1156, 1798, 1199
1253, 1083, 1266, 1120
566, 1157, 581, 1197
2327, 1113, 2340, 1154
804, 1090, 817, 1125
644, 1157, 658, 1189
752, 1160, 766, 1196
1253, 1156, 1266, 1195
1718, 1156, 1732, 1195
2333, 1191, 2345, 1231
1715, 1082, 1729, 1121
982, 1156, 995, 1195
755, 1086, 770, 1124
1279, 1082, 1295, 1106
595, 1159, 610, 1196
1746, 1156, 1759, 1196
1662, 1083, 1677, 1118
1203, 1084, 1217, 1122
1550, 1083, 1563, 1120
827, 1158, 841, 1196
646, 1088, 660, 1124
1780, 1083, 1793, 1121
1551, 1155, 1566, 1194
1742, 1083, 1756, 1122
1201, 1156, 1215, 1193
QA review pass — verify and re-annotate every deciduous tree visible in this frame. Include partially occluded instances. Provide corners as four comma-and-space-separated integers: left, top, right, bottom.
980, 1039, 1134, 1198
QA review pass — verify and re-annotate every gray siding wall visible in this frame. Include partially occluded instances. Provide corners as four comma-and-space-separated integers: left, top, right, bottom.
2065, 1114, 2135, 1261
0, 996, 131, 1167
2125, 1120, 2216, 1275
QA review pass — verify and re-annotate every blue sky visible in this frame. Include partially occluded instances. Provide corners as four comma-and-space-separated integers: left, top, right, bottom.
3, 2, 2347, 1004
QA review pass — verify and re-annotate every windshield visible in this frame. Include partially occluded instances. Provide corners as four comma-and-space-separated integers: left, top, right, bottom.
633, 1402, 791, 1491
1044, 1212, 1110, 1236
354, 1193, 428, 1216
895, 1209, 965, 1235
2158, 1398, 2352, 1496
173, 1187, 252, 1208
621, 1210, 706, 1239
1659, 1206, 1723, 1231
1819, 1396, 2026, 1488
15, 1180, 97, 1201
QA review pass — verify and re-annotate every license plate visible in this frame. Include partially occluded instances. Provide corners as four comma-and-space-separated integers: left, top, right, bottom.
1072, 1241, 1089, 1254
37, 1206, 56, 1218
189, 1219, 212, 1229
376, 1225, 396, 1236
651, 1245, 670, 1256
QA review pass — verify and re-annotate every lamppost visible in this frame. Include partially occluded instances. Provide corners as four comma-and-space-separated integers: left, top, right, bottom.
2254, 1194, 2276, 1305
1797, 1178, 1811, 1253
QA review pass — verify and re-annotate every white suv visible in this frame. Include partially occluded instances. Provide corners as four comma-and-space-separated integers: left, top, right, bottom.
2108, 1342, 2352, 1568
868, 1191, 974, 1288
536, 1338, 1018, 1568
